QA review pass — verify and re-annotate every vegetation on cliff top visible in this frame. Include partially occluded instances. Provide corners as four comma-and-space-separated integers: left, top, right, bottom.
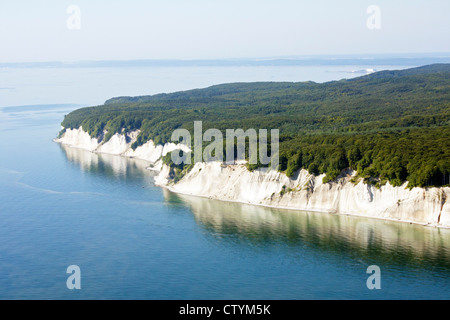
61, 64, 450, 188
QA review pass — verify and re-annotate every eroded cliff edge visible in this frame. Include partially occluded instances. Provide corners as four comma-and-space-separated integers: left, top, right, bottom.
55, 127, 450, 228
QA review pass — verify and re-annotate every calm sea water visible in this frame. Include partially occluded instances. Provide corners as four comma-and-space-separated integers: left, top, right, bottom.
0, 65, 449, 300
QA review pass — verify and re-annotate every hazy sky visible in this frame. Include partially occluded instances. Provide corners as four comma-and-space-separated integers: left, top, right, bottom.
0, 0, 449, 62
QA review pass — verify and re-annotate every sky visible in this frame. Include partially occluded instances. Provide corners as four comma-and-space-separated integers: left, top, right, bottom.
0, 0, 449, 63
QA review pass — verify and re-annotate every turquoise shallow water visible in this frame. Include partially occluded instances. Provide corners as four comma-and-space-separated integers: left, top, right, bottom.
0, 104, 449, 300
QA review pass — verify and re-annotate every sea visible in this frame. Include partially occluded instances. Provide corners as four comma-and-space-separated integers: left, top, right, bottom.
0, 59, 449, 300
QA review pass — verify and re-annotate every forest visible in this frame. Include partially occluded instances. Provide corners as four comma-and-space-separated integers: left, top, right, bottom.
60, 64, 450, 188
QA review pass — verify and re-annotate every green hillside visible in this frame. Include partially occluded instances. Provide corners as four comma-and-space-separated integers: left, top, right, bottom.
61, 64, 450, 188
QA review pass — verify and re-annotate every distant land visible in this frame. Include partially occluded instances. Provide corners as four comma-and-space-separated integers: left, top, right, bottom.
2, 54, 450, 69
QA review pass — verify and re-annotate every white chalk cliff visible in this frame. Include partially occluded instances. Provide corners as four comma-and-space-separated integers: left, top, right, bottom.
55, 127, 450, 228
55, 127, 191, 170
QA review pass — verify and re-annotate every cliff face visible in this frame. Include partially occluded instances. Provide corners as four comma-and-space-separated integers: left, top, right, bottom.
55, 127, 450, 228
156, 162, 450, 228
55, 127, 190, 166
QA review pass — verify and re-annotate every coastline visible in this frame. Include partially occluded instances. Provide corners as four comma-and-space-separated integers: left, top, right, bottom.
160, 184, 441, 229
55, 127, 450, 229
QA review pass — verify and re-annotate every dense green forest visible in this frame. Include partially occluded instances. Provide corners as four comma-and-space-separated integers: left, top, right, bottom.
61, 64, 450, 188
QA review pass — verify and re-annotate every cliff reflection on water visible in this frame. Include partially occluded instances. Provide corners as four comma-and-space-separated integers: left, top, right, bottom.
60, 144, 156, 180
164, 191, 450, 271
60, 143, 450, 272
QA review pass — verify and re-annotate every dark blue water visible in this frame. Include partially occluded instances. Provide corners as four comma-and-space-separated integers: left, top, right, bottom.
0, 104, 449, 300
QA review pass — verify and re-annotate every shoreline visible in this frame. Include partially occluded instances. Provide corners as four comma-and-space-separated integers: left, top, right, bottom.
158, 181, 447, 230
54, 130, 450, 229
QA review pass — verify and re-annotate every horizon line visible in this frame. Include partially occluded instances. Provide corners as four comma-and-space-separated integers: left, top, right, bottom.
1, 52, 450, 66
